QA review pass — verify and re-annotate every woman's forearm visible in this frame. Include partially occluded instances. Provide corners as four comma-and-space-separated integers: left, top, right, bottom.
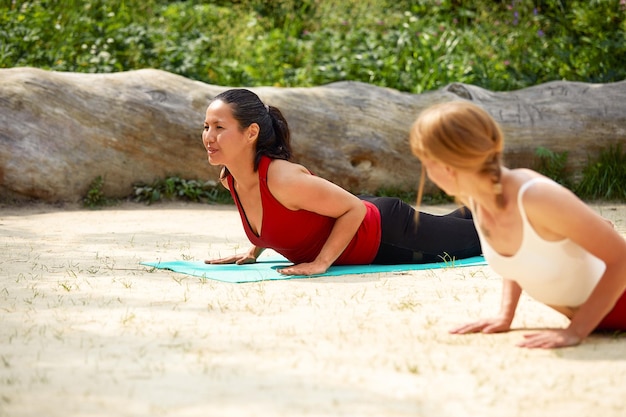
247, 246, 266, 259
499, 279, 523, 324
314, 203, 367, 267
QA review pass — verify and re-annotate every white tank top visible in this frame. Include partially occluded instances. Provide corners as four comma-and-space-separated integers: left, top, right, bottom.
475, 178, 606, 307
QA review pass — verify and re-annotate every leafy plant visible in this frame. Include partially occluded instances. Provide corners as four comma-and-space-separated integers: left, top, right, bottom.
4, 0, 626, 203
83, 175, 109, 208
373, 186, 453, 205
534, 144, 626, 202
133, 176, 232, 205
576, 144, 626, 201
373, 186, 418, 204
534, 146, 572, 188
2, 0, 625, 93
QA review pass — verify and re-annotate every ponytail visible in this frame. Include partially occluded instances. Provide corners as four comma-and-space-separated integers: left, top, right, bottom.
256, 105, 291, 169
482, 151, 505, 208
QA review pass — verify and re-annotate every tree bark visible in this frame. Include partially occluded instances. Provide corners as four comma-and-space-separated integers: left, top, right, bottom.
1, 67, 624, 202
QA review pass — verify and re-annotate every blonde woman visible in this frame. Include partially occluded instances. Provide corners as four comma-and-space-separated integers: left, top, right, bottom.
410, 101, 626, 348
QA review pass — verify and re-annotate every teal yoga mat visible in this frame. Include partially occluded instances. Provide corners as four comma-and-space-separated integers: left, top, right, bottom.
141, 255, 486, 283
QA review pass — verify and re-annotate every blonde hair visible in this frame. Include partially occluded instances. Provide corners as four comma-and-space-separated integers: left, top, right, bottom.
409, 101, 505, 208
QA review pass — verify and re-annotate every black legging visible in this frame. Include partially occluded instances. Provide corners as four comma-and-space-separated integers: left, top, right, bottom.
359, 196, 482, 264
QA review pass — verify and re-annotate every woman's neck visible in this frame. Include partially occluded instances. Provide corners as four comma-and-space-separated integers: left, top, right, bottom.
465, 167, 511, 215
225, 153, 260, 190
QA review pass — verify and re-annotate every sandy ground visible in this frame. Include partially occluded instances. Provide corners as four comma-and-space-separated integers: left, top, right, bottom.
1, 201, 625, 417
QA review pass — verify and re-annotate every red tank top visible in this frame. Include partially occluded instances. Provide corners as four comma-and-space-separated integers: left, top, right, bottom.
228, 156, 381, 265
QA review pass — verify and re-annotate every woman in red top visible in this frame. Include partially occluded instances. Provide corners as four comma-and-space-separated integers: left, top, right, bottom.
203, 89, 480, 276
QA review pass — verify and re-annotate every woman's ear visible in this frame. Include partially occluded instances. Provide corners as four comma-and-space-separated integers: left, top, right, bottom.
246, 123, 260, 143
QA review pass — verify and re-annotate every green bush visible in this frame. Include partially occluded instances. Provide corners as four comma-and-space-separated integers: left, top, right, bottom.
534, 145, 626, 202
534, 146, 572, 188
133, 176, 232, 205
576, 144, 626, 201
5, 0, 626, 204
83, 175, 109, 208
2, 0, 625, 93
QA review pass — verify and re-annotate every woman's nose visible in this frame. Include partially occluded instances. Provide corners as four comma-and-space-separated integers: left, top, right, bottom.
202, 129, 213, 146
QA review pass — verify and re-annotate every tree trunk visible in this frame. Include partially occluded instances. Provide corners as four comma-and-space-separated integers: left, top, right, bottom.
1, 67, 624, 202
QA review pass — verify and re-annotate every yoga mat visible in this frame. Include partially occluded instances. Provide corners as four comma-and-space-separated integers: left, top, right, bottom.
141, 255, 486, 283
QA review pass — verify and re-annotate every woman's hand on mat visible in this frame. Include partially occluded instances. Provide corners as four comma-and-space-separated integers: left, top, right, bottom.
449, 317, 512, 334
276, 261, 329, 276
205, 254, 257, 265
516, 329, 582, 349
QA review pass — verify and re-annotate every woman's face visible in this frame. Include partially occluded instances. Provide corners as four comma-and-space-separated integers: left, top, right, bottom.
420, 156, 458, 196
202, 100, 254, 166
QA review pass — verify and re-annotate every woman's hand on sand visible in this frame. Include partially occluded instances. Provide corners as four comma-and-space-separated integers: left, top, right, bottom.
450, 317, 512, 334
205, 254, 257, 265
276, 261, 330, 276
517, 329, 582, 349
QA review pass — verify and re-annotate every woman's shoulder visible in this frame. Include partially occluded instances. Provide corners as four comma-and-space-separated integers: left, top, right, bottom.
265, 159, 314, 197
509, 168, 546, 182
265, 159, 320, 210
504, 168, 575, 214
511, 169, 581, 222
508, 169, 563, 196
267, 158, 311, 178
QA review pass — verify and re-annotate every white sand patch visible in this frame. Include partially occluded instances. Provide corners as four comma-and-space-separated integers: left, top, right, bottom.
1, 202, 625, 417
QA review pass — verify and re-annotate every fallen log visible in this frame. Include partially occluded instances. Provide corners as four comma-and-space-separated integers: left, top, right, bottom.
1, 67, 624, 202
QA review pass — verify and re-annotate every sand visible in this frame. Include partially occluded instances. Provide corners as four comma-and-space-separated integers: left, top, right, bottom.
1, 201, 625, 417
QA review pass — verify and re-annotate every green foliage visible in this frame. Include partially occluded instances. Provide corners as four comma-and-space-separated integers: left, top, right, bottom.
2, 0, 625, 93
6, 0, 626, 203
373, 187, 418, 205
576, 144, 626, 201
534, 146, 572, 188
373, 186, 453, 205
133, 176, 232, 205
83, 175, 108, 208
535, 145, 626, 202
81, 175, 233, 206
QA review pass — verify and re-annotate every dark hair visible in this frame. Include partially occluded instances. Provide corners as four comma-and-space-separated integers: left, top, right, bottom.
211, 89, 292, 177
